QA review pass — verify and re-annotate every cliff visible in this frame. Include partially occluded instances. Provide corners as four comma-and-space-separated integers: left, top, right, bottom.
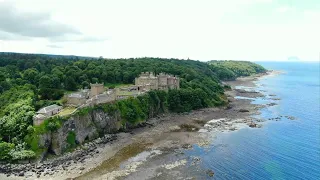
38, 109, 122, 156
31, 88, 224, 159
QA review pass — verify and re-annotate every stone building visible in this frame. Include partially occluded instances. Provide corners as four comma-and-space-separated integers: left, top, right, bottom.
90, 83, 105, 97
134, 72, 159, 91
67, 83, 106, 106
91, 90, 117, 105
33, 104, 62, 125
134, 72, 180, 91
67, 89, 89, 106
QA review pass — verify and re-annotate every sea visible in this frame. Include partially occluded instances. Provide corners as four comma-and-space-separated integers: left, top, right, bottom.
186, 62, 320, 180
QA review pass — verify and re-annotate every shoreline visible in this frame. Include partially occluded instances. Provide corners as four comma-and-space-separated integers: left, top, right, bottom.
0, 71, 279, 180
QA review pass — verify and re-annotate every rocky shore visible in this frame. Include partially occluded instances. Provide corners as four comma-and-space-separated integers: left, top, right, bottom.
0, 71, 289, 180
0, 134, 117, 178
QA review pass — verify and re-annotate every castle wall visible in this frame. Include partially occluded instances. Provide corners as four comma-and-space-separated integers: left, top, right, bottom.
176, 78, 180, 89
149, 78, 158, 90
67, 97, 86, 106
33, 116, 46, 126
135, 72, 180, 91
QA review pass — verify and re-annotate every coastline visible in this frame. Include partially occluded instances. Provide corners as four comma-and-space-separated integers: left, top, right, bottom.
0, 71, 279, 180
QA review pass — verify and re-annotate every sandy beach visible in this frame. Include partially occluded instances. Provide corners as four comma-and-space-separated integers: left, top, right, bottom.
0, 71, 280, 180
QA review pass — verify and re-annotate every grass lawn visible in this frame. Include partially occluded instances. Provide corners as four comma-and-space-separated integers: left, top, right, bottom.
64, 90, 77, 95
104, 83, 133, 88
117, 90, 136, 96
59, 107, 77, 116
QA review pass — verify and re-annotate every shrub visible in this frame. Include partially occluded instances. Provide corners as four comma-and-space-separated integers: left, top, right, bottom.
223, 84, 232, 90
66, 131, 76, 149
24, 126, 47, 157
108, 85, 116, 89
27, 125, 34, 134
76, 107, 93, 116
9, 150, 36, 160
44, 117, 62, 132
61, 97, 68, 106
6, 143, 36, 161
0, 142, 15, 160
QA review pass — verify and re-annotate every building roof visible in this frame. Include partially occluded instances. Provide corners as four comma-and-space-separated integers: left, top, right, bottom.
37, 104, 62, 114
35, 114, 46, 119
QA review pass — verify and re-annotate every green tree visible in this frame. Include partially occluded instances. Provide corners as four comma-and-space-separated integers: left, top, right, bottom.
65, 77, 77, 91
51, 76, 61, 89
23, 68, 39, 84
39, 75, 52, 89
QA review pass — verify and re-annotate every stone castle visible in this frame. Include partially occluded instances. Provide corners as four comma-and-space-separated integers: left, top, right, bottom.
134, 72, 180, 91
66, 72, 180, 107
66, 83, 116, 107
33, 73, 180, 125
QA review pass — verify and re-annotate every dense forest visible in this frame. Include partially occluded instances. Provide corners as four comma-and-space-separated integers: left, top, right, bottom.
209, 60, 266, 80
0, 53, 266, 161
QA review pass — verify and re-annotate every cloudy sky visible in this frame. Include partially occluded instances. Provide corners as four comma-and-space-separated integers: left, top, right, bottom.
0, 0, 319, 61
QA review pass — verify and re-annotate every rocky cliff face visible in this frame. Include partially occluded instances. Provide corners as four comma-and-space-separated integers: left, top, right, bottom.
39, 109, 122, 156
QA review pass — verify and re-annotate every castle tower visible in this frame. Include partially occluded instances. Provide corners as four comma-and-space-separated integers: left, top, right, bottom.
158, 73, 168, 90
90, 83, 105, 97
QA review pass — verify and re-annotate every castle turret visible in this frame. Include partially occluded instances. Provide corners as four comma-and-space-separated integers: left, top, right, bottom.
90, 83, 105, 97
158, 73, 168, 90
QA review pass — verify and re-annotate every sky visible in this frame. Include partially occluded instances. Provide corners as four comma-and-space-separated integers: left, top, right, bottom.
0, 0, 319, 61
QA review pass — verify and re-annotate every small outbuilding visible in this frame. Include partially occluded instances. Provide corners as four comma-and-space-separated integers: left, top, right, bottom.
33, 104, 62, 125
36, 104, 62, 117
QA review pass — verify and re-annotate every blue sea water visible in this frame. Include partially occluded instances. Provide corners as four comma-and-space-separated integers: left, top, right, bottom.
186, 62, 320, 180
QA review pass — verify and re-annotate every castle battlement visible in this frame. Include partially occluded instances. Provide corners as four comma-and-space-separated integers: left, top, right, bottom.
135, 72, 180, 91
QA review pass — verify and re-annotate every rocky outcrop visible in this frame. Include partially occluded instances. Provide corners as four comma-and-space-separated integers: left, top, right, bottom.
92, 109, 121, 134
206, 169, 214, 177
0, 134, 117, 178
239, 109, 249, 113
39, 109, 123, 156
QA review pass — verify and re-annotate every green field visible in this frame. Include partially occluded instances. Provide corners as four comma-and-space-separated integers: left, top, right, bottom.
58, 107, 77, 116
104, 83, 133, 88
117, 90, 137, 96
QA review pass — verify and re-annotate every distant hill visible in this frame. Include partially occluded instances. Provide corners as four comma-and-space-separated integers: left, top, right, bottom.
287, 56, 301, 61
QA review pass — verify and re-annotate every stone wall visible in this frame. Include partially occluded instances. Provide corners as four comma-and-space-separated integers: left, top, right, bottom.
67, 96, 86, 106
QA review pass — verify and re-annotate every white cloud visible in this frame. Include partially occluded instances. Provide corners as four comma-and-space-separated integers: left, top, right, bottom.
0, 0, 319, 61
242, 0, 273, 4
47, 44, 63, 49
303, 10, 320, 21
276, 6, 291, 13
0, 2, 81, 39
